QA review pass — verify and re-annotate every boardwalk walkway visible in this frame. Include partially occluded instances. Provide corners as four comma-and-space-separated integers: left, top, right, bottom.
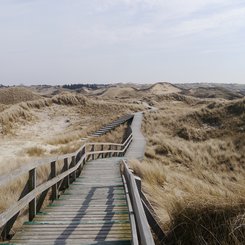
10, 158, 131, 245
125, 112, 145, 160
7, 112, 146, 245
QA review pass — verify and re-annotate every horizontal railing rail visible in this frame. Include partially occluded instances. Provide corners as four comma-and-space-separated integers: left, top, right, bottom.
121, 160, 155, 245
86, 133, 133, 159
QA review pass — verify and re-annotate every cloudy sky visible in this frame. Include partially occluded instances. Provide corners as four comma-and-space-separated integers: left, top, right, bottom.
0, 0, 245, 85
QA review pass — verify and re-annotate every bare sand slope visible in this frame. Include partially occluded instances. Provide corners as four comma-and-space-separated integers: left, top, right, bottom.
0, 104, 81, 172
148, 82, 181, 95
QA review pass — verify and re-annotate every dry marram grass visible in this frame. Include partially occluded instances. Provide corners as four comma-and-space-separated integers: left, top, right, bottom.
131, 96, 245, 244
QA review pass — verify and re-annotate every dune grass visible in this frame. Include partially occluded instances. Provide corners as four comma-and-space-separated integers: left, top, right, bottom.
131, 97, 245, 244
25, 146, 46, 156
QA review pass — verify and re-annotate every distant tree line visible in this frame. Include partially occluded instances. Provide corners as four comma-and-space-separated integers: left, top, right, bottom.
62, 83, 109, 90
62, 84, 99, 90
0, 84, 8, 88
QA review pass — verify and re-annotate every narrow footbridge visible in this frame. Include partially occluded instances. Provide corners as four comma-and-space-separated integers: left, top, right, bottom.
0, 113, 163, 245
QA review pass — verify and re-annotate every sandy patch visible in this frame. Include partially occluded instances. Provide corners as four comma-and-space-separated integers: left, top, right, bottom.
0, 105, 81, 170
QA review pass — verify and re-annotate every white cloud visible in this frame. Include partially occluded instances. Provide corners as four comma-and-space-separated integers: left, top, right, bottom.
79, 0, 245, 43
171, 6, 245, 37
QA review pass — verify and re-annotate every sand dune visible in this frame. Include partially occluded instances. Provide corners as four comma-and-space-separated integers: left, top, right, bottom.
183, 86, 243, 100
146, 82, 181, 95
0, 87, 41, 105
100, 86, 139, 98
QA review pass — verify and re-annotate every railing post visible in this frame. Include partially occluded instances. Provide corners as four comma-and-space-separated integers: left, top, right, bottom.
83, 146, 86, 165
101, 145, 104, 158
51, 161, 58, 201
77, 151, 83, 175
114, 145, 118, 157
91, 145, 95, 160
121, 144, 124, 157
135, 176, 142, 198
109, 145, 112, 157
71, 156, 76, 180
64, 158, 70, 188
29, 168, 36, 221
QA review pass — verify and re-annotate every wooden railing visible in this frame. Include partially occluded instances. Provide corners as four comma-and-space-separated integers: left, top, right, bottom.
121, 160, 155, 245
86, 132, 133, 160
0, 132, 133, 240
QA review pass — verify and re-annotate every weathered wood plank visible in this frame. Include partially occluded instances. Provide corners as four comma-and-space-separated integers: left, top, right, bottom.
10, 157, 132, 244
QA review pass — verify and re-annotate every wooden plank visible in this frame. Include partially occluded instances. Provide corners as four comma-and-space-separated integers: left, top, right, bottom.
10, 239, 132, 244
9, 157, 133, 244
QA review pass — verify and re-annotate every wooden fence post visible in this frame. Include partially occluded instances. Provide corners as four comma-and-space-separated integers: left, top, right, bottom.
101, 145, 104, 158
71, 156, 76, 181
109, 145, 112, 157
29, 168, 36, 221
91, 145, 95, 160
51, 161, 58, 201
121, 144, 124, 157
114, 145, 118, 157
135, 176, 142, 198
64, 158, 70, 188
83, 146, 86, 166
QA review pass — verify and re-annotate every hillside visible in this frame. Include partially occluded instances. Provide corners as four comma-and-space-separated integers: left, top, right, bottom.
0, 87, 41, 105
146, 82, 181, 95
100, 86, 140, 99
0, 92, 142, 170
134, 96, 245, 244
183, 86, 243, 100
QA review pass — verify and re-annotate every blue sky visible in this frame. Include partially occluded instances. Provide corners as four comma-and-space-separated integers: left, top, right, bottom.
0, 0, 245, 85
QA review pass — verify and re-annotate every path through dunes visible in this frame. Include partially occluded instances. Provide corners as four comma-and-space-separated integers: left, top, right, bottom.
10, 158, 131, 245
1, 111, 154, 245
125, 112, 145, 161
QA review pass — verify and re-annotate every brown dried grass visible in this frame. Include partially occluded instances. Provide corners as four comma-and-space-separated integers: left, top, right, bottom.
131, 97, 245, 244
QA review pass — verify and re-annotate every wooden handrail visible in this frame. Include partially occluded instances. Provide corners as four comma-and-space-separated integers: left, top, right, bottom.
86, 134, 133, 156
0, 155, 86, 227
86, 132, 132, 147
0, 133, 132, 188
121, 160, 155, 245
0, 153, 76, 187
122, 174, 138, 245
86, 142, 124, 147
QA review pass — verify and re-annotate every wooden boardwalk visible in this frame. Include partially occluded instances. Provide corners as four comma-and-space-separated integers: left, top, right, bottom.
3, 112, 150, 245
10, 158, 131, 245
125, 112, 146, 160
